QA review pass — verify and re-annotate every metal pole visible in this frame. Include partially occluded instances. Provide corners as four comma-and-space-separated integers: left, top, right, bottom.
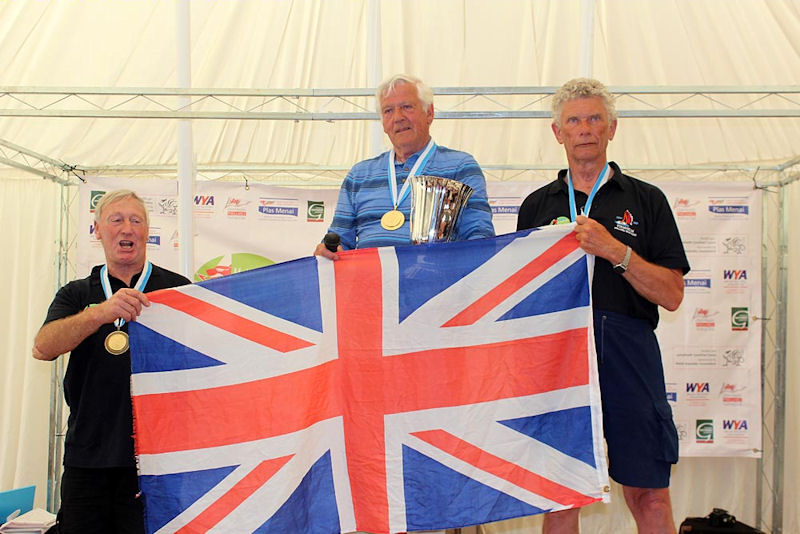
176, 0, 195, 279
367, 0, 383, 157
772, 184, 788, 532
46, 178, 72, 513
756, 184, 772, 530
579, 0, 595, 77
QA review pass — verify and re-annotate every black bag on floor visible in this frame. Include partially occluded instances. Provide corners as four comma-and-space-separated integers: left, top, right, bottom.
679, 508, 764, 533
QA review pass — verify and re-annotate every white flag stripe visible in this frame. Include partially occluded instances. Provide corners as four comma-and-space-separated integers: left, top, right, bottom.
138, 417, 344, 475
155, 460, 264, 533
384, 306, 589, 355
209, 442, 333, 534
164, 284, 324, 341
395, 227, 572, 324
405, 434, 563, 514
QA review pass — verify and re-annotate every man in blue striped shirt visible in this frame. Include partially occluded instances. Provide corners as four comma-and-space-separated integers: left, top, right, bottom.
314, 74, 494, 257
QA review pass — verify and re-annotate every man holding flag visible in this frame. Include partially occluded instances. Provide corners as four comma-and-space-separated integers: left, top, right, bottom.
33, 190, 190, 534
517, 78, 690, 533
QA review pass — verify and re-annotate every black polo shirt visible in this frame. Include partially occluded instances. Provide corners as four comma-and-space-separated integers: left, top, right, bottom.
517, 161, 690, 329
44, 264, 190, 468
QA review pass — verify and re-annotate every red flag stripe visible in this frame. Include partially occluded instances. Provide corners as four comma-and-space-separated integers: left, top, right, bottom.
148, 289, 314, 353
176, 456, 293, 533
411, 429, 599, 508
333, 248, 391, 532
443, 233, 579, 327
382, 328, 589, 413
133, 360, 342, 454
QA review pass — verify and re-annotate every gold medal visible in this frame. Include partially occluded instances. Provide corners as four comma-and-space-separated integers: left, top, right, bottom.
381, 209, 405, 231
105, 329, 129, 355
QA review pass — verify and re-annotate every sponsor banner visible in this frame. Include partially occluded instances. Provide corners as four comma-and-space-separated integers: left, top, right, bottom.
659, 182, 761, 457
79, 178, 760, 458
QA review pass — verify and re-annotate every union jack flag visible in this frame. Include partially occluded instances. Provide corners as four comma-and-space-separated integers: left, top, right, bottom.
129, 225, 609, 534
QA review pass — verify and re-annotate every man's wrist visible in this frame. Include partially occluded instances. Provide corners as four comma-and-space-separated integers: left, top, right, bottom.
613, 245, 632, 274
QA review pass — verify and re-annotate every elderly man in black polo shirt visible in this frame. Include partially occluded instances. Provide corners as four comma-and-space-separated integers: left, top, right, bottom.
517, 78, 690, 534
33, 189, 190, 534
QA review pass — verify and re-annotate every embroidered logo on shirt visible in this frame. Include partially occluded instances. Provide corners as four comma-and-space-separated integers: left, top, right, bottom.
613, 209, 638, 237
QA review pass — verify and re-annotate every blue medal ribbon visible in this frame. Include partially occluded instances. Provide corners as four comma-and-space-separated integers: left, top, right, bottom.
100, 261, 153, 328
567, 162, 610, 221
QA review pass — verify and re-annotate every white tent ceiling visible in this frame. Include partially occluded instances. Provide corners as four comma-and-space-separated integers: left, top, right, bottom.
1, 0, 799, 185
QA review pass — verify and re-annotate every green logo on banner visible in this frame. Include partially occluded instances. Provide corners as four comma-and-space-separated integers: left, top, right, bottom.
307, 201, 325, 222
696, 419, 714, 443
90, 190, 106, 211
731, 307, 749, 331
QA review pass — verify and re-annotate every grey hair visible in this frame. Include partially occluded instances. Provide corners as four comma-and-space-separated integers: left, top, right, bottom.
375, 74, 434, 113
94, 189, 149, 225
551, 78, 617, 127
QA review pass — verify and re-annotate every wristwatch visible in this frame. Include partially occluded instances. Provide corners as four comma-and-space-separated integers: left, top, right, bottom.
613, 245, 632, 274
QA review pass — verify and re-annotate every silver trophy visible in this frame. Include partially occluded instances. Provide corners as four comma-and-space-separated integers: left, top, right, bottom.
409, 175, 474, 244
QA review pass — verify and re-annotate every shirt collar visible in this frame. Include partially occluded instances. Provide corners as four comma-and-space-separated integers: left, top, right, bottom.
554, 161, 628, 194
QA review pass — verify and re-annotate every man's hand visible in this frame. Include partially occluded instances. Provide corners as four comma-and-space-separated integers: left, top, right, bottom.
313, 242, 341, 260
32, 289, 151, 361
97, 288, 151, 324
574, 215, 684, 311
574, 215, 626, 264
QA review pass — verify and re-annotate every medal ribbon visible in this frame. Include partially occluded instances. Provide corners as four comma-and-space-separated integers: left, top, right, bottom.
567, 162, 610, 221
100, 261, 153, 328
387, 138, 436, 209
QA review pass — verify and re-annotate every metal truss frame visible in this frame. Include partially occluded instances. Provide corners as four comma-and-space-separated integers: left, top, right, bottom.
1, 86, 799, 120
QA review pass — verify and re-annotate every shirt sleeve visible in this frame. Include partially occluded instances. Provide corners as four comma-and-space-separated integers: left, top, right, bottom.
326, 171, 359, 250
451, 154, 495, 240
43, 280, 86, 325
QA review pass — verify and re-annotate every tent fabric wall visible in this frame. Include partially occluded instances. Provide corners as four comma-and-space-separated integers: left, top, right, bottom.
0, 178, 61, 508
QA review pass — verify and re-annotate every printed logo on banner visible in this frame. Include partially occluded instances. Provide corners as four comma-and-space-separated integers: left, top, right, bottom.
88, 224, 102, 248
613, 209, 638, 237
722, 269, 748, 293
684, 270, 712, 293
488, 197, 521, 217
675, 421, 689, 442
672, 197, 699, 219
258, 197, 299, 219
708, 197, 749, 218
193, 253, 275, 282
682, 235, 717, 256
89, 190, 106, 213
731, 307, 749, 331
225, 197, 249, 218
193, 195, 216, 218
147, 228, 161, 249
665, 382, 678, 404
157, 197, 178, 217
170, 230, 180, 250
307, 201, 325, 222
685, 381, 711, 406
721, 348, 745, 367
696, 419, 714, 444
692, 308, 718, 331
719, 383, 745, 406
721, 420, 750, 445
673, 347, 717, 368
721, 236, 746, 255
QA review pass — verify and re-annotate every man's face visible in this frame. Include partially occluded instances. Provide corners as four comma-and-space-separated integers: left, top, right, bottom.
94, 197, 149, 270
552, 96, 617, 163
380, 82, 434, 158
